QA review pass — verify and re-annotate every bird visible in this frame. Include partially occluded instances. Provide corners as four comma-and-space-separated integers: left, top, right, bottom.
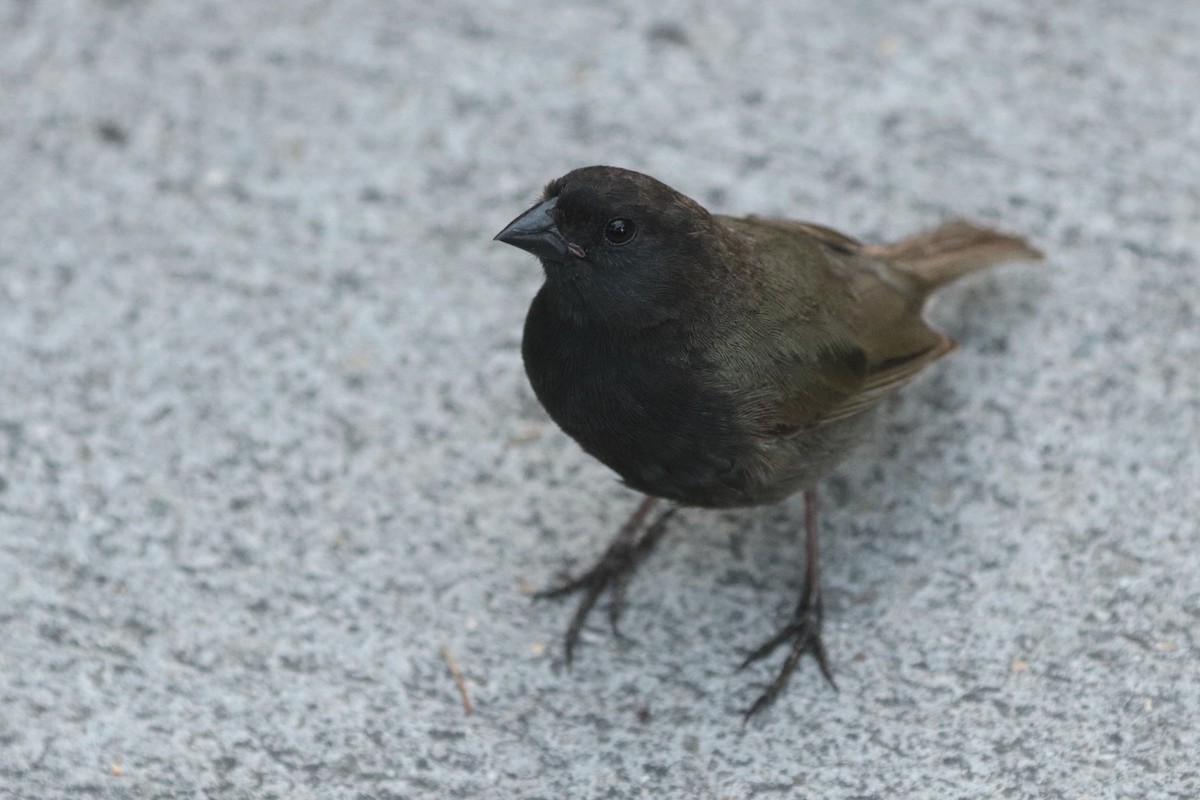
494, 165, 1042, 719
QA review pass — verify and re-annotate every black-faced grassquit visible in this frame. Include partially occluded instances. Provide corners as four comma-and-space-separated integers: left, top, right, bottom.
495, 165, 1042, 719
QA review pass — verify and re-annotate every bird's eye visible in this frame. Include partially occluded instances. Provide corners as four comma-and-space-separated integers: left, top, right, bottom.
603, 217, 636, 246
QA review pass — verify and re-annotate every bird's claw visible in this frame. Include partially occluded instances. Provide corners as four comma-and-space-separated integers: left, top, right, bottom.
741, 602, 836, 721
534, 499, 674, 663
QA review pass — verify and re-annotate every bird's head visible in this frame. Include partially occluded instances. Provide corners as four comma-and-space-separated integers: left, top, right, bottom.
495, 166, 717, 328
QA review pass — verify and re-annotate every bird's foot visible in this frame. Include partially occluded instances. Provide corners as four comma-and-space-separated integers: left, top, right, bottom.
739, 597, 836, 721
535, 497, 675, 663
739, 487, 836, 721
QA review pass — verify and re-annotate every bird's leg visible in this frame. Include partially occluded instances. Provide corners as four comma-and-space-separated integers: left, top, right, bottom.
535, 496, 676, 663
740, 488, 837, 720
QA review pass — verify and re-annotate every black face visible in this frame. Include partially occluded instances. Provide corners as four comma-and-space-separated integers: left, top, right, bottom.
540, 166, 707, 260
499, 166, 715, 329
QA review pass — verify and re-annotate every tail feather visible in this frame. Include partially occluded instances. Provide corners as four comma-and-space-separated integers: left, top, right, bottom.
866, 220, 1043, 293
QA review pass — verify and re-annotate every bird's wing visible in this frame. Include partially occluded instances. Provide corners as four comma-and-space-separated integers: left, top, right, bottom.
727, 216, 955, 436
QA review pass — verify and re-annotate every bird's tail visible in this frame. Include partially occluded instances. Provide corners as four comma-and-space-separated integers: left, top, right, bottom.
867, 220, 1043, 294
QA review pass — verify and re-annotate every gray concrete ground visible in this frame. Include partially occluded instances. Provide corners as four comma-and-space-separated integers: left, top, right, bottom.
2, 1, 1198, 797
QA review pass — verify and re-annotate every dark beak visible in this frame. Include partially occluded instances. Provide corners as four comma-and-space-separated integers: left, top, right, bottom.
494, 197, 573, 262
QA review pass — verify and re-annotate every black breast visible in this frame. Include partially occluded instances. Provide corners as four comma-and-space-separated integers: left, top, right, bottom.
521, 289, 758, 506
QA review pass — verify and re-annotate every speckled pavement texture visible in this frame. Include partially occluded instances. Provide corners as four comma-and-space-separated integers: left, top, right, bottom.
1, 1, 1197, 798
